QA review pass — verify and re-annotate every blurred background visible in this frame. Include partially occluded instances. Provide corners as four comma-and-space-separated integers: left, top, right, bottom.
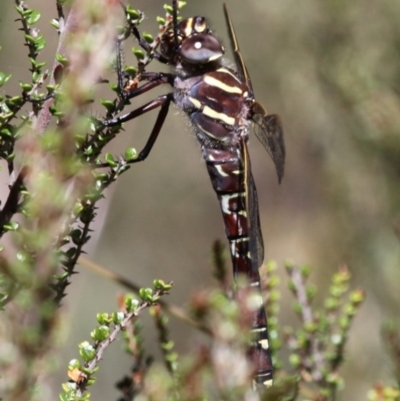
1, 0, 400, 399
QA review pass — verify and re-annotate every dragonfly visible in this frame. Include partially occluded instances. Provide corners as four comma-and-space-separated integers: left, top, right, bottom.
103, 0, 285, 388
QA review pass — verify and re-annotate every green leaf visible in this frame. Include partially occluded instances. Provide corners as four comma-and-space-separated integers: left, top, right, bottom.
9, 96, 23, 105
96, 313, 109, 325
300, 264, 311, 278
24, 34, 36, 44
27, 10, 41, 25
3, 221, 19, 232
164, 4, 173, 14
142, 32, 154, 44
81, 366, 99, 375
124, 66, 138, 76
21, 8, 33, 17
124, 147, 137, 162
64, 247, 77, 259
0, 72, 12, 88
59, 393, 67, 401
287, 279, 296, 292
306, 284, 317, 301
91, 325, 110, 341
289, 353, 301, 367
104, 152, 117, 167
32, 71, 40, 83
50, 19, 60, 30
139, 287, 154, 302
112, 312, 124, 324
14, 5, 25, 16
99, 98, 115, 113
50, 107, 64, 117
117, 164, 130, 174
126, 5, 140, 19
153, 279, 172, 291
269, 289, 280, 302
161, 341, 174, 351
81, 391, 91, 400
94, 172, 108, 181
0, 128, 13, 137
35, 61, 46, 68
73, 202, 84, 215
0, 113, 14, 123
46, 84, 56, 93
125, 296, 139, 313
109, 83, 118, 92
19, 82, 33, 91
324, 297, 339, 310
55, 53, 69, 67
78, 341, 96, 362
339, 314, 350, 329
68, 359, 81, 370
70, 229, 82, 245
34, 35, 46, 51
87, 377, 97, 386
349, 289, 365, 306
131, 47, 145, 60
55, 271, 69, 280
304, 322, 317, 333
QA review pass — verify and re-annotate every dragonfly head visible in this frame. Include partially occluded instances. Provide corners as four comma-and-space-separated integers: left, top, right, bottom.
160, 17, 224, 66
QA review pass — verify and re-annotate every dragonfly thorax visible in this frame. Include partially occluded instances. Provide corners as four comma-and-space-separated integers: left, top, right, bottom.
174, 67, 253, 147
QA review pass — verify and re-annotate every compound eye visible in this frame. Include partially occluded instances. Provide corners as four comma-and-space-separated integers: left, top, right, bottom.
179, 34, 224, 64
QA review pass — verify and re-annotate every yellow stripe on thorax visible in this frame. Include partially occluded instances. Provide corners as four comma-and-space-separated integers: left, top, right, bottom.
217, 67, 242, 83
203, 106, 235, 125
204, 75, 243, 94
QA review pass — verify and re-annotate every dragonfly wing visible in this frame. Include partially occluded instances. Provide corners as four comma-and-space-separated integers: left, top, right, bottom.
223, 4, 254, 93
253, 113, 285, 183
241, 138, 265, 271
249, 172, 265, 268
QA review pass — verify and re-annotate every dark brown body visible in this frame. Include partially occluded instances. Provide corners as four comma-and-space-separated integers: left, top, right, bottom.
173, 58, 274, 385
106, 5, 285, 388
169, 17, 278, 388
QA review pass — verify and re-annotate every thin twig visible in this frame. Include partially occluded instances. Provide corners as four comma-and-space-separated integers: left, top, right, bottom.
76, 291, 165, 397
34, 4, 80, 134
77, 255, 213, 336
289, 268, 325, 381
0, 167, 28, 236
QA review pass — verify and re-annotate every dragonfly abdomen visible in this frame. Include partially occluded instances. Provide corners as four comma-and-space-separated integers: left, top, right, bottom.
203, 147, 273, 387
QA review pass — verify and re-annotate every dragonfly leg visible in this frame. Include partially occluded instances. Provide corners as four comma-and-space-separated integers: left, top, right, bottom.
123, 72, 175, 100
103, 93, 173, 163
114, 29, 172, 100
